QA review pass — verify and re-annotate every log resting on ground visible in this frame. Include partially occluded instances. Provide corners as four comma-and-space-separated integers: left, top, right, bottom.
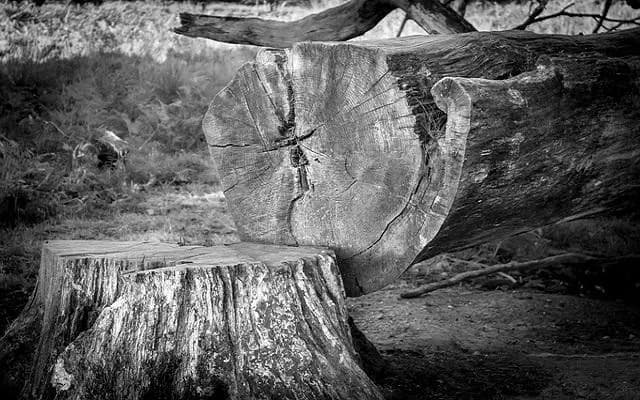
0, 241, 383, 400
174, 0, 475, 48
203, 28, 640, 296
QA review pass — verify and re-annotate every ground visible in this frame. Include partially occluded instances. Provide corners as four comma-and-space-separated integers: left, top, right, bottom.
2, 186, 639, 399
350, 281, 640, 399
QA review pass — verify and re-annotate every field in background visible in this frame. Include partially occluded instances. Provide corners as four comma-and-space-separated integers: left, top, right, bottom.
1, 0, 640, 331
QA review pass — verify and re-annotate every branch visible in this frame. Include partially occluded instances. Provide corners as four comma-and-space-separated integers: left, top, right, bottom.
401, 253, 640, 298
396, 13, 410, 37
593, 0, 613, 33
514, 0, 550, 30
512, 1, 640, 31
513, 1, 573, 30
174, 0, 475, 48
400, 253, 594, 298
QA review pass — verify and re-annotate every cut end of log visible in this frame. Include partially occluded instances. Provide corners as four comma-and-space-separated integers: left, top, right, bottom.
204, 40, 461, 295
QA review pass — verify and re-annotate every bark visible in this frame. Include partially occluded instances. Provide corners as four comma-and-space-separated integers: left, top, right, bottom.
202, 28, 640, 296
174, 0, 475, 48
1, 241, 382, 400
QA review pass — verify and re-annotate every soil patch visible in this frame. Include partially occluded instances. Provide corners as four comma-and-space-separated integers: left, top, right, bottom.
349, 282, 640, 399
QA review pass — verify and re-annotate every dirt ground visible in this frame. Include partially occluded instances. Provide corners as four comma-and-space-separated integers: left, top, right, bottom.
350, 278, 640, 399
3, 273, 638, 399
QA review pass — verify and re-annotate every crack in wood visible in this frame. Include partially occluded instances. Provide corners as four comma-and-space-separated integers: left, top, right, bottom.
345, 173, 427, 261
209, 143, 252, 148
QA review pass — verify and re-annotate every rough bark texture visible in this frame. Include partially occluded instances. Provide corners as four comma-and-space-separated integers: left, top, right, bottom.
422, 54, 640, 260
202, 28, 640, 296
174, 0, 475, 47
1, 241, 382, 400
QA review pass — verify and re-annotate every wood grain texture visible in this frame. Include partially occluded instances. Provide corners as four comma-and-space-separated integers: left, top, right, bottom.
2, 241, 382, 400
174, 0, 475, 48
203, 28, 640, 296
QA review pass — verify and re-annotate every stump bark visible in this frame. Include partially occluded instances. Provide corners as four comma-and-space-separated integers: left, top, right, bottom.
202, 28, 640, 296
0, 241, 383, 400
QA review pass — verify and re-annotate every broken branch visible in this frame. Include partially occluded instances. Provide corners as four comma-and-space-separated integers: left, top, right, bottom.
400, 253, 596, 298
174, 0, 475, 48
401, 253, 640, 298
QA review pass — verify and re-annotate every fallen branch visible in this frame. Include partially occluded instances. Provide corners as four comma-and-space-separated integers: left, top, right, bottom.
401, 253, 640, 298
174, 0, 475, 48
400, 253, 596, 298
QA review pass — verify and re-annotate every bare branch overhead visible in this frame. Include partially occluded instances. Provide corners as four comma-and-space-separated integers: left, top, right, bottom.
513, 1, 640, 31
513, 0, 550, 30
593, 0, 613, 33
174, 0, 475, 48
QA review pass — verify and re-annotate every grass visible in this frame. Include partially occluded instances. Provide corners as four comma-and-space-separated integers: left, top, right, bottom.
0, 0, 639, 332
0, 1, 257, 314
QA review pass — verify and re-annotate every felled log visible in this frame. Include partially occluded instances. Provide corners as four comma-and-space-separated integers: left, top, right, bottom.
0, 241, 382, 400
174, 0, 475, 48
202, 28, 640, 296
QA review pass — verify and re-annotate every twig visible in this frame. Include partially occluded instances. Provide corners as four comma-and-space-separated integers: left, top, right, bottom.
513, 1, 573, 30
593, 0, 613, 33
514, 0, 550, 30
513, 1, 640, 31
396, 13, 409, 37
43, 120, 69, 139
552, 207, 607, 226
497, 272, 517, 283
400, 253, 596, 298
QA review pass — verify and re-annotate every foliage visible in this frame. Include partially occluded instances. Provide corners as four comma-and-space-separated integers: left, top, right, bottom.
0, 0, 257, 228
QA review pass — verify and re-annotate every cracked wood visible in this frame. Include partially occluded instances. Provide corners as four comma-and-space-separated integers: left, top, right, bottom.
204, 28, 640, 296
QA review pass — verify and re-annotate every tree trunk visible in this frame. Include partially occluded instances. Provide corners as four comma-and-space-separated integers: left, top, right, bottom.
174, 0, 475, 48
202, 28, 640, 296
1, 241, 383, 400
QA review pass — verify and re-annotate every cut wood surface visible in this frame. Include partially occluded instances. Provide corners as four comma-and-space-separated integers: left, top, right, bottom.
202, 28, 640, 296
174, 0, 475, 47
1, 240, 382, 400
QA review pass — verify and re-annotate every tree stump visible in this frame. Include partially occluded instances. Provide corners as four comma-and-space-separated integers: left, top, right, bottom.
0, 241, 383, 400
201, 28, 640, 296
